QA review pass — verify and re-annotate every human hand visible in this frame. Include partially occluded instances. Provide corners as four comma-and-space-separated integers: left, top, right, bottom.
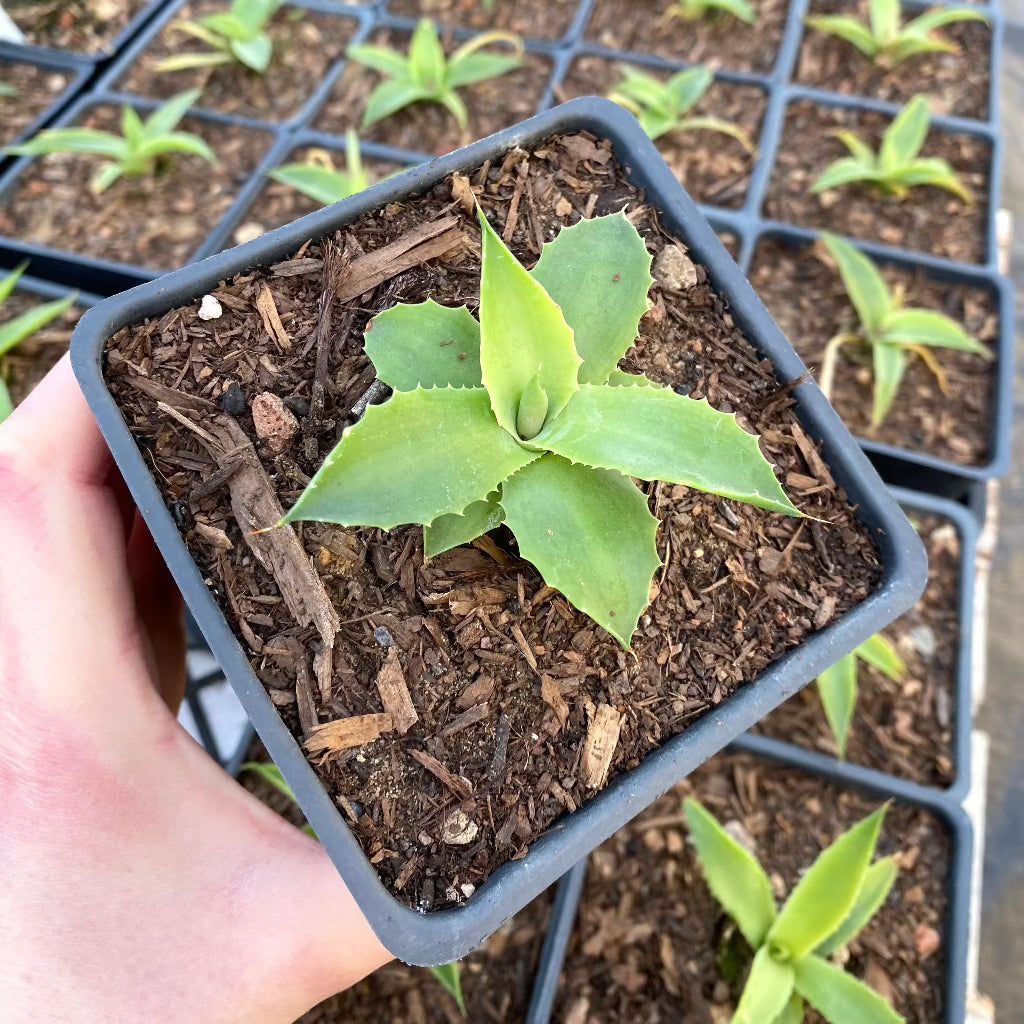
0, 356, 390, 1024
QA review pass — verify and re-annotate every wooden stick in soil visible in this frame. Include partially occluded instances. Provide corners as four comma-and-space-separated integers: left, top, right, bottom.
581, 703, 623, 789
305, 713, 394, 756
374, 647, 418, 735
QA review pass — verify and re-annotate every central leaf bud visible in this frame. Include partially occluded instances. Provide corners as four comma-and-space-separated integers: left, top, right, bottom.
516, 369, 549, 441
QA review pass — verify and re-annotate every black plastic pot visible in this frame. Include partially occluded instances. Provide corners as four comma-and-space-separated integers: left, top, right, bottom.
527, 730, 974, 1024
756, 486, 979, 802
1, 0, 167, 63
0, 91, 285, 295
95, 0, 376, 133
0, 44, 92, 160
71, 97, 926, 965
740, 224, 1015, 482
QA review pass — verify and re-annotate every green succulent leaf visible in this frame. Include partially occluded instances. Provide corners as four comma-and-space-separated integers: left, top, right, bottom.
478, 208, 582, 439
884, 35, 956, 63
885, 156, 973, 202
500, 455, 660, 648
794, 954, 903, 1024
880, 308, 991, 356
409, 18, 447, 90
0, 377, 12, 424
767, 806, 887, 961
735, 946, 795, 1024
535, 384, 800, 516
0, 261, 28, 305
903, 6, 988, 37
0, 287, 76, 359
820, 232, 892, 335
530, 212, 653, 385
269, 163, 363, 205
880, 95, 929, 168
282, 387, 538, 530
869, 0, 900, 44
855, 632, 906, 681
605, 369, 656, 387
199, 12, 252, 39
445, 51, 522, 89
231, 32, 274, 72
428, 962, 467, 1017
424, 490, 504, 558
134, 131, 216, 164
436, 89, 469, 131
871, 342, 908, 428
674, 0, 756, 24
805, 14, 881, 57
154, 50, 236, 72
817, 856, 898, 956
7, 126, 128, 160
835, 130, 876, 165
346, 43, 412, 76
361, 79, 432, 128
816, 652, 857, 759
365, 300, 482, 390
684, 798, 777, 948
773, 993, 806, 1024
811, 156, 878, 194
677, 115, 756, 152
121, 105, 145, 148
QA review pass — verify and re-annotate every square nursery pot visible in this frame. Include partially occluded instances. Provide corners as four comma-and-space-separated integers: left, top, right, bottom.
741, 225, 1014, 481
527, 731, 973, 1024
1, 0, 167, 62
0, 92, 283, 296
71, 97, 927, 965
756, 486, 979, 802
0, 44, 91, 159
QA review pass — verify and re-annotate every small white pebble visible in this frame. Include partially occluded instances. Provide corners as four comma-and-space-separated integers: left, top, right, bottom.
442, 810, 479, 846
198, 294, 223, 320
234, 221, 266, 245
460, 883, 476, 898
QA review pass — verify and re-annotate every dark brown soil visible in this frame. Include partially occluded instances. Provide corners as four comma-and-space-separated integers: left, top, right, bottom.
748, 237, 998, 466
0, 290, 83, 407
759, 512, 962, 787
6, 0, 149, 53
104, 131, 882, 912
584, 0, 788, 74
555, 752, 950, 1024
114, 1, 356, 124
1, 59, 71, 148
0, 105, 274, 272
388, 0, 580, 41
796, 0, 992, 121
312, 27, 552, 155
241, 739, 554, 1024
223, 145, 411, 250
556, 56, 765, 210
764, 101, 991, 265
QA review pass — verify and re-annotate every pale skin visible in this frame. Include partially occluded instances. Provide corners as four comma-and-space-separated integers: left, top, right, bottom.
0, 356, 391, 1024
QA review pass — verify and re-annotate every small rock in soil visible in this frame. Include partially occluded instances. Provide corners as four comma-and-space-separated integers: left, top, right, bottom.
909, 625, 938, 661
234, 221, 266, 246
219, 382, 247, 416
251, 391, 299, 453
198, 294, 223, 320
652, 244, 698, 292
442, 810, 480, 845
373, 625, 395, 648
914, 923, 941, 959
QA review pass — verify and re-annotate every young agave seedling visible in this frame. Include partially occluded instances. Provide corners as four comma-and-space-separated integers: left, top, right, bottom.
665, 0, 756, 25
347, 18, 523, 131
816, 632, 905, 758
818, 232, 991, 428
268, 131, 372, 206
5, 89, 215, 195
282, 211, 799, 647
0, 83, 17, 98
240, 760, 466, 1013
810, 94, 972, 203
608, 65, 755, 152
155, 0, 284, 74
806, 0, 987, 69
685, 798, 902, 1024
0, 263, 77, 423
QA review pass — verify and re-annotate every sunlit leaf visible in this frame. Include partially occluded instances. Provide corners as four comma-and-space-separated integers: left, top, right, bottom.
0, 262, 29, 306
805, 14, 881, 57
361, 79, 431, 127
816, 652, 857, 759
231, 32, 274, 72
365, 300, 482, 390
684, 798, 777, 948
0, 292, 77, 358
7, 127, 128, 160
794, 954, 903, 1024
879, 95, 929, 168
773, 993, 806, 1024
871, 342, 908, 428
424, 490, 504, 557
735, 946, 795, 1024
767, 806, 886, 960
445, 51, 522, 89
0, 377, 12, 424
820, 233, 891, 335
855, 632, 906, 682
501, 456, 660, 647
282, 387, 537, 530
428, 962, 467, 1017
535, 384, 800, 516
346, 43, 412, 76
478, 208, 581, 438
869, 0, 900, 44
817, 856, 898, 956
408, 18, 447, 90
881, 308, 990, 356
530, 213, 652, 385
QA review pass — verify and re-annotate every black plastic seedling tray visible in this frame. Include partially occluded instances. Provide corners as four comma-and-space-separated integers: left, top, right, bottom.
95, 0, 378, 133
71, 98, 927, 965
740, 225, 1015, 481
0, 90, 286, 295
527, 730, 974, 1024
0, 44, 92, 160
